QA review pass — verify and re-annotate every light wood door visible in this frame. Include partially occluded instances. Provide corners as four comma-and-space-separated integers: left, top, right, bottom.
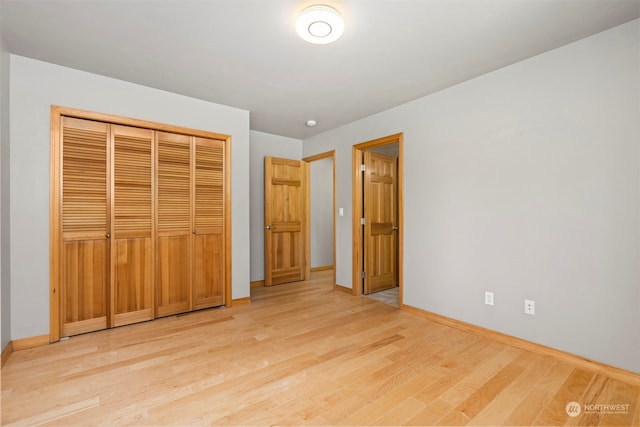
264, 157, 307, 286
60, 117, 110, 336
156, 132, 192, 316
193, 137, 225, 309
363, 151, 397, 294
111, 125, 154, 326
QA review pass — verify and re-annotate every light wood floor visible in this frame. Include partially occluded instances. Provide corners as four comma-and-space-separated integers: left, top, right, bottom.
2, 270, 638, 426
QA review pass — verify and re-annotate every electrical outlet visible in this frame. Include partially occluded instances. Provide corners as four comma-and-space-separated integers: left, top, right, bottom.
524, 299, 535, 315
484, 291, 494, 306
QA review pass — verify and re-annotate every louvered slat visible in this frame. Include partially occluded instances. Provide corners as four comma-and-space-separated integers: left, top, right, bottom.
61, 117, 109, 337
113, 127, 153, 233
195, 137, 224, 230
62, 119, 108, 233
112, 125, 154, 326
157, 133, 191, 232
156, 132, 192, 316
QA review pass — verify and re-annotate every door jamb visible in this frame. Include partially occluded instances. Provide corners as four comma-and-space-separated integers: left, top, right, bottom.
302, 151, 337, 289
352, 133, 403, 306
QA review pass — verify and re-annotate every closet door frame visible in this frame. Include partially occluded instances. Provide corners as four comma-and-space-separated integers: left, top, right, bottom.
50, 106, 232, 343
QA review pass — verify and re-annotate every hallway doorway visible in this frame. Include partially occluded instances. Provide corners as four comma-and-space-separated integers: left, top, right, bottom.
352, 134, 403, 306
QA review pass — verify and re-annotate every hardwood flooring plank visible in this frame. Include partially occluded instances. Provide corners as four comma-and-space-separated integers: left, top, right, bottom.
468, 352, 555, 425
2, 270, 638, 426
533, 368, 595, 426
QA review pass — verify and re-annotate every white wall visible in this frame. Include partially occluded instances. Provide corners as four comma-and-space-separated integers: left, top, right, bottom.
310, 157, 333, 267
0, 27, 11, 350
303, 20, 640, 373
9, 55, 251, 340
249, 130, 301, 281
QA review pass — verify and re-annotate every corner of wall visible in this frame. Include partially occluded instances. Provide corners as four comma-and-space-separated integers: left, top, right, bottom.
0, 30, 13, 351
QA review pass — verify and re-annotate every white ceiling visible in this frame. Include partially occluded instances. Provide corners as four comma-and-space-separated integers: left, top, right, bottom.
1, 0, 639, 139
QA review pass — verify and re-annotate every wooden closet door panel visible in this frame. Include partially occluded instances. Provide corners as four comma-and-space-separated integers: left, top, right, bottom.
112, 125, 154, 326
157, 235, 190, 316
61, 117, 110, 336
62, 239, 109, 336
156, 131, 192, 316
193, 137, 225, 309
113, 238, 153, 325
193, 234, 224, 308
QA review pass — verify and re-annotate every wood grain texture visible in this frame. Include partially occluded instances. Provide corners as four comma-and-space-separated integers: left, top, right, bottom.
10, 335, 49, 351
250, 280, 265, 288
111, 125, 154, 326
156, 132, 192, 316
51, 107, 232, 340
1, 341, 13, 367
310, 265, 334, 272
3, 270, 637, 426
193, 137, 225, 309
59, 117, 110, 337
335, 283, 353, 294
364, 151, 397, 294
403, 304, 640, 388
231, 297, 251, 306
352, 133, 404, 299
50, 110, 63, 342
264, 157, 306, 286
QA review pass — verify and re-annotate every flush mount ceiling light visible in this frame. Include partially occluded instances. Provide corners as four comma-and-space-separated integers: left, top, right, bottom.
296, 5, 344, 44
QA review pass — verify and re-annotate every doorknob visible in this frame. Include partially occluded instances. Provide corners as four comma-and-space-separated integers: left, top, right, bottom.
264, 225, 272, 230
192, 230, 196, 235
392, 226, 398, 231
106, 233, 111, 238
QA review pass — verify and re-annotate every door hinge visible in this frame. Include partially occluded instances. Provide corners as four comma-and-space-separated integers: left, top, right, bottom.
361, 271, 366, 279
360, 164, 365, 172
361, 217, 365, 225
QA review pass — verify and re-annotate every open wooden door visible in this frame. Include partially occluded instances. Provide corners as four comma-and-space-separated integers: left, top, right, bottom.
264, 156, 308, 286
363, 151, 397, 294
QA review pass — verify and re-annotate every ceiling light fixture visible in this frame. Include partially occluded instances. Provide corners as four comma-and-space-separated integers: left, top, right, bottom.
296, 5, 344, 45
306, 119, 317, 127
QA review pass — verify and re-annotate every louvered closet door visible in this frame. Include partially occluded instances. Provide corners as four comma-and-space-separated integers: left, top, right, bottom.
61, 117, 110, 337
193, 137, 225, 309
156, 131, 192, 316
111, 125, 154, 326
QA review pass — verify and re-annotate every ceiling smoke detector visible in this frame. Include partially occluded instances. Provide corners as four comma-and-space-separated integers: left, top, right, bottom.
296, 5, 344, 44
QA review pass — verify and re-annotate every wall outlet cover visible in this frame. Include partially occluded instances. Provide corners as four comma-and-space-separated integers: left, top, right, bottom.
485, 291, 494, 306
524, 299, 535, 315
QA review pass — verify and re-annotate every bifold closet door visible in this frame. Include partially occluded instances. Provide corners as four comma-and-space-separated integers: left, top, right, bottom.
193, 137, 225, 309
111, 125, 154, 326
61, 117, 110, 337
156, 131, 192, 316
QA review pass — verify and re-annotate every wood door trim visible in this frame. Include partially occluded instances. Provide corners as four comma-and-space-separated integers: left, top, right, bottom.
303, 150, 336, 290
51, 106, 230, 140
264, 157, 273, 286
352, 133, 403, 304
1, 341, 13, 367
49, 111, 62, 342
303, 151, 334, 162
224, 135, 232, 307
50, 106, 233, 342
